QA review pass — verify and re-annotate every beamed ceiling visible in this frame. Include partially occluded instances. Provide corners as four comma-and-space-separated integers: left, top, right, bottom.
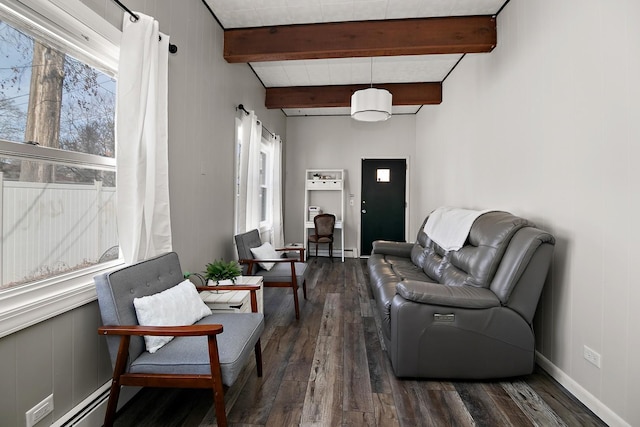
203, 0, 509, 117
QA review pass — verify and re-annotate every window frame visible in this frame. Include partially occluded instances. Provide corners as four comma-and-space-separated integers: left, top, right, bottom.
0, 0, 122, 339
258, 137, 274, 233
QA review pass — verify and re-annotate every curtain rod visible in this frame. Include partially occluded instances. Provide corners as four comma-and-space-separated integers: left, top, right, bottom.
111, 0, 178, 54
237, 104, 275, 138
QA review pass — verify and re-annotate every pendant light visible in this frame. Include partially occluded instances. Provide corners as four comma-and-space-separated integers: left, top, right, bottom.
351, 58, 392, 122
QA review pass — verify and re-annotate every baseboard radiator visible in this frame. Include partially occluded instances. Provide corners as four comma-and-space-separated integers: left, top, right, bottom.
51, 383, 139, 427
310, 248, 358, 258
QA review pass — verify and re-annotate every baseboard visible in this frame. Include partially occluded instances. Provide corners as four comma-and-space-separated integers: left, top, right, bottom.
51, 383, 140, 427
310, 248, 358, 258
535, 352, 630, 427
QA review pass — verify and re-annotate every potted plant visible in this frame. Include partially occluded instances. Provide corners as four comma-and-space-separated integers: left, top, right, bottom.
204, 259, 242, 285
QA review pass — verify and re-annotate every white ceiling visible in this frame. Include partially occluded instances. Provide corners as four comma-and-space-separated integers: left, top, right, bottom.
204, 0, 508, 117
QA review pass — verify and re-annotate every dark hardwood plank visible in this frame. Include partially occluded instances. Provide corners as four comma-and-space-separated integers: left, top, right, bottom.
114, 388, 212, 427
501, 380, 566, 426
264, 380, 306, 427
343, 410, 377, 426
372, 393, 400, 427
455, 381, 516, 426
227, 323, 303, 424
483, 382, 536, 427
415, 389, 475, 427
525, 367, 608, 427
343, 320, 374, 413
318, 293, 343, 337
363, 316, 392, 394
301, 335, 344, 425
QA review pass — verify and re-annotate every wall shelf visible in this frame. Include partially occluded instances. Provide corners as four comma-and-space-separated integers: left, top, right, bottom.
304, 169, 345, 261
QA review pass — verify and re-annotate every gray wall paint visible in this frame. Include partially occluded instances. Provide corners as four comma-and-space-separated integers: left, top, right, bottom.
0, 1, 284, 426
415, 0, 639, 425
284, 115, 418, 253
0, 302, 112, 427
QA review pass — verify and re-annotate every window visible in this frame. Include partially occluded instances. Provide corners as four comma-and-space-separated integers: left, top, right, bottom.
259, 142, 273, 225
376, 168, 390, 182
0, 0, 121, 336
233, 117, 275, 235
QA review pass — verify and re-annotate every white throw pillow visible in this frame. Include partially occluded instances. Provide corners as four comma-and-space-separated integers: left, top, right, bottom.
250, 242, 280, 271
133, 279, 212, 353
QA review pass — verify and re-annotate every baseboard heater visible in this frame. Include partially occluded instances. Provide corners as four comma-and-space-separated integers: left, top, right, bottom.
313, 248, 358, 258
51, 383, 139, 427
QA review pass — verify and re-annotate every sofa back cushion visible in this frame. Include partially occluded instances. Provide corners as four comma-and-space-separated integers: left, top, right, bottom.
421, 211, 532, 288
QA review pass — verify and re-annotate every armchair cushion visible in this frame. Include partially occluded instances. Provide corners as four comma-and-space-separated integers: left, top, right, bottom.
133, 279, 212, 353
249, 242, 280, 271
129, 313, 264, 385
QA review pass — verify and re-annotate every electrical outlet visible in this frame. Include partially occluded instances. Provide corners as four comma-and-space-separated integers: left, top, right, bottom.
26, 394, 53, 427
583, 345, 601, 368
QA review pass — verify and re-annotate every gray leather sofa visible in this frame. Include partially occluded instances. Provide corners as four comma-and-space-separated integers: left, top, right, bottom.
367, 210, 555, 379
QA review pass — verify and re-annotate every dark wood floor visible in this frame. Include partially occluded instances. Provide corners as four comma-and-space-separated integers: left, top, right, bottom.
114, 258, 606, 427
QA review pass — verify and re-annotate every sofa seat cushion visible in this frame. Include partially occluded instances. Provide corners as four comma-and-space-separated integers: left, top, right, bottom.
370, 253, 432, 282
397, 280, 500, 309
391, 258, 430, 282
129, 312, 264, 386
367, 255, 398, 288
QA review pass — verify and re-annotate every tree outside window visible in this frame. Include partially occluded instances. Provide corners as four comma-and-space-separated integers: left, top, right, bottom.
0, 17, 117, 290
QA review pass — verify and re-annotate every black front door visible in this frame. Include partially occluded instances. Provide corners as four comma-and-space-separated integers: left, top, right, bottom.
360, 159, 406, 256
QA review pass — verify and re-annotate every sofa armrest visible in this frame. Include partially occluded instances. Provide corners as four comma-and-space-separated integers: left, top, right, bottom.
371, 240, 414, 257
396, 280, 500, 309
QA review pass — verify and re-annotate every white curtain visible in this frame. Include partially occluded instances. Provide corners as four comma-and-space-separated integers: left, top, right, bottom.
116, 13, 172, 264
236, 110, 262, 233
270, 133, 285, 247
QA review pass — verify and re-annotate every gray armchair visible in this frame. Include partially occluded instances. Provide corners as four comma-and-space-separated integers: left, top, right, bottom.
235, 229, 308, 320
95, 252, 264, 427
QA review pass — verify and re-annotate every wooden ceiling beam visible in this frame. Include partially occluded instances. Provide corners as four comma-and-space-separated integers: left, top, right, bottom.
265, 83, 442, 109
224, 15, 496, 63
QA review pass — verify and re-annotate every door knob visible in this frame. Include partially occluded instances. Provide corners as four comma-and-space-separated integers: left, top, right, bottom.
361, 209, 367, 214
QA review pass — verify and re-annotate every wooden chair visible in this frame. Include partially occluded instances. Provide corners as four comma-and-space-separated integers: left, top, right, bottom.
308, 213, 336, 259
235, 229, 308, 320
95, 252, 263, 427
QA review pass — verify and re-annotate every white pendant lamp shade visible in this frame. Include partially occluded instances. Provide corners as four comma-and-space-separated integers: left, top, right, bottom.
351, 87, 392, 122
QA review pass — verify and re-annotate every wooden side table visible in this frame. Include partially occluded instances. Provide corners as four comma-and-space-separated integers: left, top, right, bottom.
280, 243, 305, 262
200, 276, 263, 313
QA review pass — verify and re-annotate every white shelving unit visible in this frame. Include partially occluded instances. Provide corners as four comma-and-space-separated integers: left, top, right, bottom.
304, 169, 345, 262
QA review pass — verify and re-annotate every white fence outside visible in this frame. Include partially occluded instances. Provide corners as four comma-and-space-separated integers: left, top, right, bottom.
0, 173, 117, 287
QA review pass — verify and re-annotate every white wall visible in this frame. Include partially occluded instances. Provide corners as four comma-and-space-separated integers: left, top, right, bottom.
285, 115, 418, 253
415, 1, 640, 425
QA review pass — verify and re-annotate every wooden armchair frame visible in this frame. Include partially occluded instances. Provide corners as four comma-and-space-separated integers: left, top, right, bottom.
98, 284, 262, 427
235, 229, 309, 320
238, 252, 307, 319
